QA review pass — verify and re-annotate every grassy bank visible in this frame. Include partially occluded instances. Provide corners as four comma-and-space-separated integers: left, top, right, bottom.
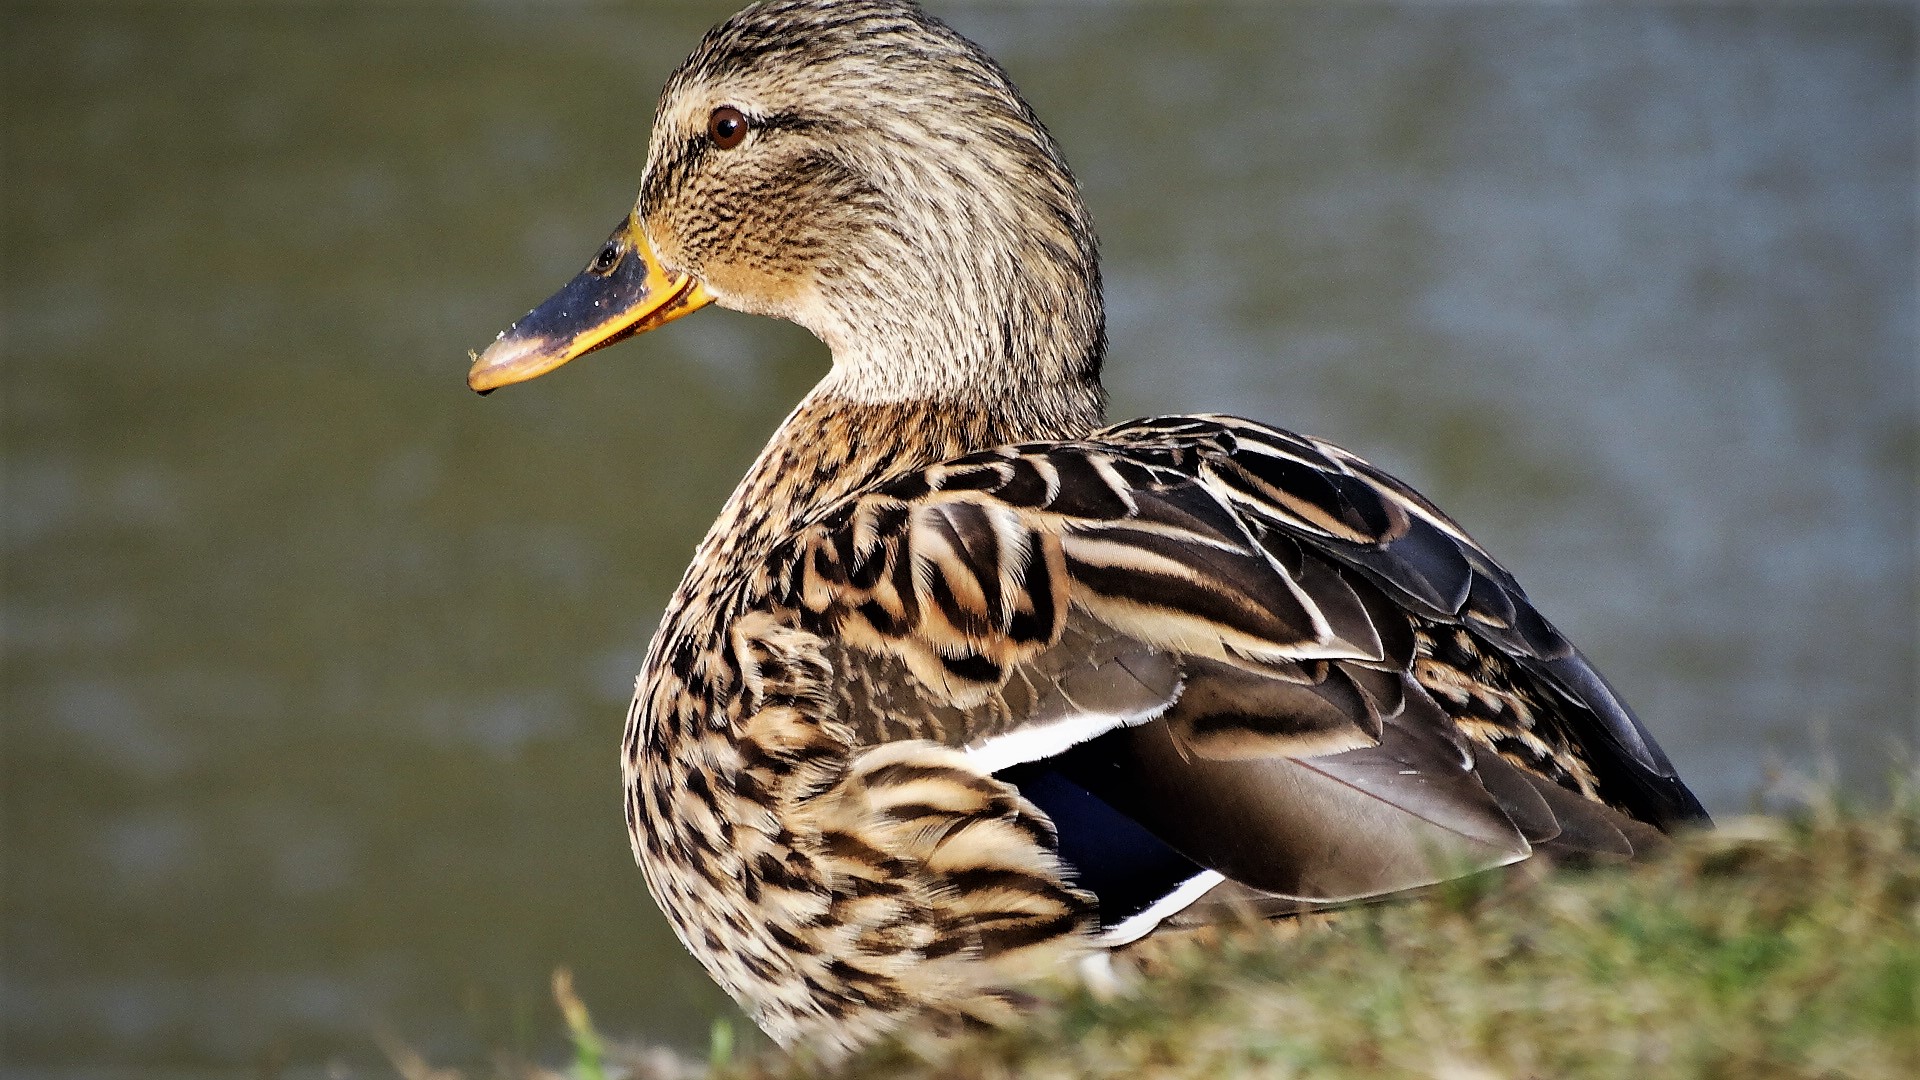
417, 792, 1920, 1080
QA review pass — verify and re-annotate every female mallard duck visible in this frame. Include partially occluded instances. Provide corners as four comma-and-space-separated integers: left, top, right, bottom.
469, 0, 1709, 1054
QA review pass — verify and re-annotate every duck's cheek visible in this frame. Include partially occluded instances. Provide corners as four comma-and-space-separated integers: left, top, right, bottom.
683, 236, 811, 320
638, 214, 700, 281
704, 265, 812, 323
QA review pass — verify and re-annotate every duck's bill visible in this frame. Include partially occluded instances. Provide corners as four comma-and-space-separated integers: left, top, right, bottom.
467, 215, 711, 394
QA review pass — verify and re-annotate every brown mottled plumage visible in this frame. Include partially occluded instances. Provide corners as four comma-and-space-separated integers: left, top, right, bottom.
470, 0, 1709, 1055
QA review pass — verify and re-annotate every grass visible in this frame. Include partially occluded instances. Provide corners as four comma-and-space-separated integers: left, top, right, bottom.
402, 788, 1920, 1080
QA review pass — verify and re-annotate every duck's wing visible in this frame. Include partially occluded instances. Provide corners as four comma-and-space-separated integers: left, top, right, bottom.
773, 414, 1705, 934
1105, 415, 1709, 833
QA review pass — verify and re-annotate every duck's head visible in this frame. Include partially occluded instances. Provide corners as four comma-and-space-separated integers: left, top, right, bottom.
470, 0, 1105, 426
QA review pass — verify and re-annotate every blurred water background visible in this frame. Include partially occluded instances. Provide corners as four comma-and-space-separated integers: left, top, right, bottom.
3, 1, 1914, 1076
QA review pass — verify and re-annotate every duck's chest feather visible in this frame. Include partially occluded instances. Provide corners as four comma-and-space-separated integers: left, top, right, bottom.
628, 601, 1095, 1049
619, 393, 1106, 1048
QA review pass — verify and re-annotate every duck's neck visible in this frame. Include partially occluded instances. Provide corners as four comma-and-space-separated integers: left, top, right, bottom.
693, 375, 1105, 573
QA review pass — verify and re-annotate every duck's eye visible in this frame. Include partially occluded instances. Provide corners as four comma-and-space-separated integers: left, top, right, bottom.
592, 244, 619, 273
707, 106, 748, 150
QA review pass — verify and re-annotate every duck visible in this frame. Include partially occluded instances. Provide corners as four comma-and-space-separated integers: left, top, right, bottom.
468, 0, 1710, 1056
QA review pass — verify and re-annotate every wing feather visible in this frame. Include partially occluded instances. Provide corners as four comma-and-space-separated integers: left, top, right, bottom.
769, 414, 1706, 936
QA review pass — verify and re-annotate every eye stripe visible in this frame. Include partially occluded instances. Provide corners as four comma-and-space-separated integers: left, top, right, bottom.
756, 112, 827, 135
